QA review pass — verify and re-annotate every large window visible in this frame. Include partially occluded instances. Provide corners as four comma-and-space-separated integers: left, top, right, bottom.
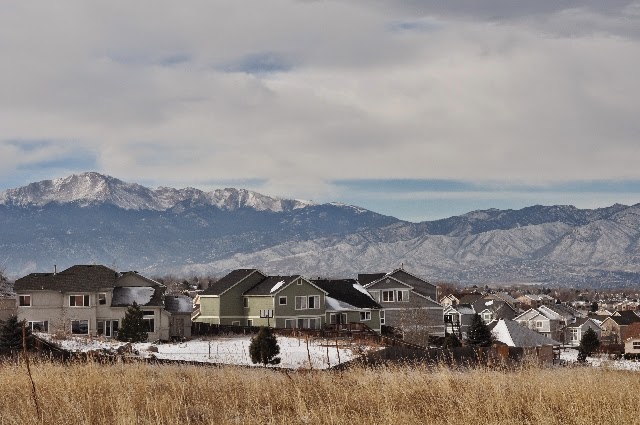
633, 341, 640, 349
142, 311, 155, 333
570, 328, 579, 341
382, 290, 394, 302
295, 295, 320, 310
69, 295, 90, 307
284, 319, 295, 329
71, 320, 89, 335
97, 320, 119, 338
396, 290, 409, 302
360, 311, 371, 321
28, 321, 48, 332
19, 295, 31, 307
297, 318, 320, 329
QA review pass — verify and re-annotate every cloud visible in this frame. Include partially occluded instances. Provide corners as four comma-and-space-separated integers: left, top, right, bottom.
0, 1, 639, 204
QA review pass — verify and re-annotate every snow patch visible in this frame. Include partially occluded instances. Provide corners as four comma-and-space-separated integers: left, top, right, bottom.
270, 280, 286, 293
352, 283, 373, 299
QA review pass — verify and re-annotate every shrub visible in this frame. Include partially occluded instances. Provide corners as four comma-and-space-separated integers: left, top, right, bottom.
249, 327, 280, 366
117, 302, 148, 343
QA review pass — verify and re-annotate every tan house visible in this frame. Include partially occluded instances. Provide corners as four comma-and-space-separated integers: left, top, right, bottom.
14, 265, 188, 341
600, 311, 640, 345
623, 322, 640, 356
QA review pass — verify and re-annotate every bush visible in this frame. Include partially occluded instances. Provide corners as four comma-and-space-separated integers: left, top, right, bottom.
0, 315, 33, 349
117, 302, 148, 343
249, 327, 280, 366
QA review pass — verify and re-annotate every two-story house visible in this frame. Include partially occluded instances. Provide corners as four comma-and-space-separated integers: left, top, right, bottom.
14, 264, 188, 341
362, 269, 444, 343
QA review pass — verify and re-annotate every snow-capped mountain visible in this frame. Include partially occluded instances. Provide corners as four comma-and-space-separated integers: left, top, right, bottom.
0, 172, 313, 212
1, 172, 640, 288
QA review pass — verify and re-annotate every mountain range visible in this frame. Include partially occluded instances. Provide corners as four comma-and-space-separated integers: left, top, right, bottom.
1, 172, 640, 288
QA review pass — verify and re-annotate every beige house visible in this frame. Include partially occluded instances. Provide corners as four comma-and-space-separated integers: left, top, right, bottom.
14, 265, 190, 341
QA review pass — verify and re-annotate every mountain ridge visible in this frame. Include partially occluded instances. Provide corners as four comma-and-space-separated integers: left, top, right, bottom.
1, 172, 639, 288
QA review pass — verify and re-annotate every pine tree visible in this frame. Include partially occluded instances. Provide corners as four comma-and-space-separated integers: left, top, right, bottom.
577, 327, 600, 362
249, 327, 281, 366
0, 315, 33, 349
442, 332, 462, 349
117, 302, 148, 343
466, 313, 493, 347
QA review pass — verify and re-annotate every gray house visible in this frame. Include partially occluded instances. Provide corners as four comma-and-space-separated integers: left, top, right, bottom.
363, 269, 444, 343
14, 264, 189, 341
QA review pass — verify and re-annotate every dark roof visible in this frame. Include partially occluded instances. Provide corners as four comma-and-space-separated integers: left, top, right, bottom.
164, 295, 194, 313
15, 265, 121, 292
565, 317, 598, 328
244, 276, 302, 296
458, 293, 483, 305
609, 310, 640, 325
311, 279, 381, 309
358, 273, 386, 286
200, 269, 262, 295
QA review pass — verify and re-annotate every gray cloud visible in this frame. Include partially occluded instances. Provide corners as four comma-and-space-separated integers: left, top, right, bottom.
0, 1, 639, 201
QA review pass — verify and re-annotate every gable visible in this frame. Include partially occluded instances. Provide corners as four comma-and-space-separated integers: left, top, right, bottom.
366, 276, 413, 291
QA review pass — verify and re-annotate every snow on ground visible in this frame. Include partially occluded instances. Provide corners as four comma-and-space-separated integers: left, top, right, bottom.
559, 347, 640, 371
39, 334, 369, 369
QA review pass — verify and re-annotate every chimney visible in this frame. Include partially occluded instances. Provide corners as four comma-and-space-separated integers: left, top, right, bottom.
54, 265, 57, 275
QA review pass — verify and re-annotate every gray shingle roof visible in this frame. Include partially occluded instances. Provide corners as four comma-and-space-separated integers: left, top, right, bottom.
357, 273, 386, 286
164, 295, 194, 313
312, 279, 381, 310
200, 269, 262, 296
15, 265, 121, 292
244, 276, 301, 296
489, 319, 561, 347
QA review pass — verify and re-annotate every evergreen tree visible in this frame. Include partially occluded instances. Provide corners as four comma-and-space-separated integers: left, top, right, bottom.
442, 332, 462, 349
249, 327, 281, 366
466, 314, 493, 347
577, 327, 600, 363
117, 302, 148, 343
0, 315, 33, 349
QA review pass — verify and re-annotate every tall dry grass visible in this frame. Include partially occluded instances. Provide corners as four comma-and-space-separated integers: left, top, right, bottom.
0, 359, 638, 424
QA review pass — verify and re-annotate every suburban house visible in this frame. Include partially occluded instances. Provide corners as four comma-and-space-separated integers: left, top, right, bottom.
472, 299, 518, 324
600, 310, 640, 345
489, 319, 561, 347
514, 307, 565, 340
14, 265, 189, 341
563, 318, 601, 347
440, 294, 462, 307
443, 304, 476, 338
517, 294, 555, 308
311, 279, 383, 333
623, 322, 640, 356
362, 269, 444, 338
192, 269, 268, 325
193, 270, 332, 329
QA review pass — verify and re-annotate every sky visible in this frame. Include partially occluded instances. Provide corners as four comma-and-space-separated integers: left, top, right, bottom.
1, 1, 639, 222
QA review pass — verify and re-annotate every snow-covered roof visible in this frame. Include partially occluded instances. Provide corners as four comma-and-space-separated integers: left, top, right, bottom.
325, 296, 356, 311
111, 286, 157, 307
164, 295, 193, 313
490, 319, 561, 347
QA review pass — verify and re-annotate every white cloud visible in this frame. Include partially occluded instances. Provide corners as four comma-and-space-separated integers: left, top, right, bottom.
0, 1, 639, 201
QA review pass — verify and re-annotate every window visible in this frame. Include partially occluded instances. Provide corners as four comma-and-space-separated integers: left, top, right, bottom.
483, 313, 492, 323
570, 328, 579, 341
329, 313, 337, 325
142, 311, 155, 333
247, 319, 253, 327
284, 319, 295, 329
295, 296, 308, 310
97, 320, 118, 337
297, 318, 320, 329
444, 314, 457, 324
308, 295, 320, 309
71, 320, 89, 335
19, 295, 31, 307
382, 290, 394, 302
279, 296, 287, 305
360, 311, 371, 321
297, 280, 302, 285
232, 321, 240, 326
633, 341, 640, 349
535, 321, 543, 328
98, 293, 107, 305
380, 311, 385, 325
397, 290, 409, 302
244, 298, 249, 308
69, 295, 90, 307
28, 321, 48, 332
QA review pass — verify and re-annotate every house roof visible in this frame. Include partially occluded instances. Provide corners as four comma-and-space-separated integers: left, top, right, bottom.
493, 292, 519, 305
453, 303, 476, 315
244, 276, 305, 296
489, 319, 561, 347
164, 295, 194, 313
545, 303, 583, 320
458, 293, 483, 305
200, 269, 263, 296
357, 273, 386, 286
565, 317, 600, 329
111, 286, 164, 307
311, 279, 381, 310
607, 311, 640, 326
15, 265, 126, 292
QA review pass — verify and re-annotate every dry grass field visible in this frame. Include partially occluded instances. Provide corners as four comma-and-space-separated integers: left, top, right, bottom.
0, 360, 639, 425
